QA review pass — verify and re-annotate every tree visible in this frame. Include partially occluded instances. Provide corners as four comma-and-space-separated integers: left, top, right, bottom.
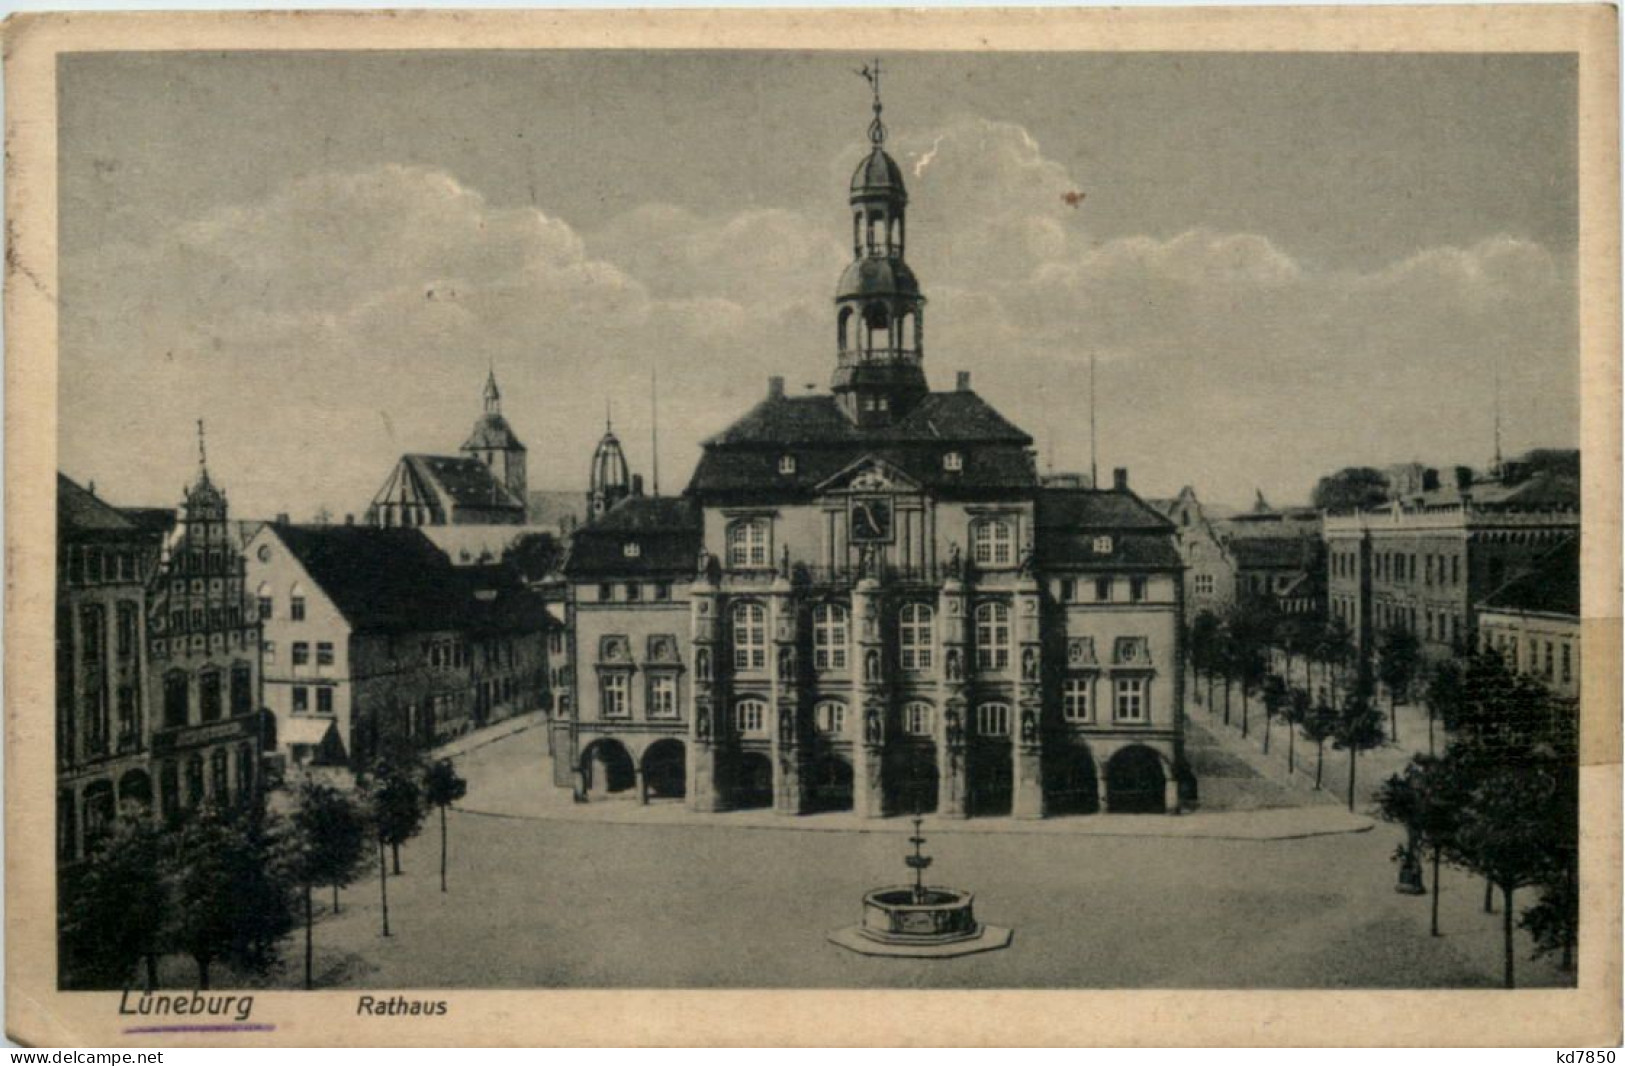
286, 780, 371, 989
1259, 673, 1288, 756
1224, 599, 1274, 739
370, 754, 428, 876
58, 812, 168, 990
1317, 618, 1356, 704
1332, 680, 1386, 812
1300, 697, 1338, 790
1423, 659, 1464, 757
1453, 762, 1568, 989
1188, 611, 1222, 714
1376, 626, 1423, 747
1377, 754, 1467, 937
168, 805, 295, 989
423, 759, 469, 894
1312, 466, 1390, 512
1284, 687, 1312, 775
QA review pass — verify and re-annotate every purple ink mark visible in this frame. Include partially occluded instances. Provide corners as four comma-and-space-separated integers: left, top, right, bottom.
122, 1024, 276, 1035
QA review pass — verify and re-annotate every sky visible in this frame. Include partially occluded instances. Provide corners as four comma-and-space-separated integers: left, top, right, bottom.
58, 50, 1579, 518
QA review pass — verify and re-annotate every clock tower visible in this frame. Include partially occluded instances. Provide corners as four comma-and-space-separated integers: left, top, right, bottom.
832, 61, 928, 429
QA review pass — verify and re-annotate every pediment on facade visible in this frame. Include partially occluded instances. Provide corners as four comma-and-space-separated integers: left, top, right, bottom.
813, 455, 923, 496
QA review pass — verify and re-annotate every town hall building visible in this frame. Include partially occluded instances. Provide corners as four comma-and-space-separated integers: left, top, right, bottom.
552, 83, 1188, 819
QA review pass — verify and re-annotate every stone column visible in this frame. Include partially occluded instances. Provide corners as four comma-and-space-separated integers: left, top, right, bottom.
1164, 772, 1181, 816
1012, 576, 1046, 819
770, 573, 803, 815
936, 576, 969, 818
851, 576, 887, 818
687, 574, 724, 812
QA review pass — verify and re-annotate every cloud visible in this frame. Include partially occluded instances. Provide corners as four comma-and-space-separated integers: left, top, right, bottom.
60, 118, 1576, 518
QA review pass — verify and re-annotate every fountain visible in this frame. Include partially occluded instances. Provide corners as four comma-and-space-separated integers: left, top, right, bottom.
827, 815, 1012, 958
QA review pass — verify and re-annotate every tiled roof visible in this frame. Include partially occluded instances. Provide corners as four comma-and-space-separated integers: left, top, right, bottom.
1035, 489, 1181, 570
688, 443, 1036, 501
563, 497, 703, 577
461, 414, 526, 453
1039, 531, 1183, 570
1479, 538, 1580, 618
1226, 536, 1316, 570
270, 524, 546, 634
404, 454, 524, 512
1035, 488, 1175, 531
58, 474, 139, 536
702, 391, 1032, 447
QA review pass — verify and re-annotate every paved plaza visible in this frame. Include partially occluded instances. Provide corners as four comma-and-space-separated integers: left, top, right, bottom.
218, 720, 1574, 991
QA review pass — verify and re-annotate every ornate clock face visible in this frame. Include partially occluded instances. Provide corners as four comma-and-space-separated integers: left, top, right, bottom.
849, 496, 893, 543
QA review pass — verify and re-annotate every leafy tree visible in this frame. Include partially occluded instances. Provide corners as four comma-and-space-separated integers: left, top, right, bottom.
1300, 697, 1338, 790
1377, 754, 1467, 937
286, 780, 371, 989
1259, 673, 1288, 756
1317, 618, 1356, 704
58, 812, 168, 990
1225, 599, 1274, 739
1454, 761, 1569, 989
1332, 679, 1386, 812
1312, 466, 1390, 512
1283, 687, 1312, 775
424, 759, 469, 894
1376, 626, 1423, 747
1188, 611, 1222, 714
168, 805, 295, 989
1423, 659, 1464, 757
370, 754, 428, 876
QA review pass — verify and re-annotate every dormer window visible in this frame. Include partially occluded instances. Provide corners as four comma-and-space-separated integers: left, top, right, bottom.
623, 541, 641, 558
778, 455, 797, 475
1093, 535, 1114, 554
943, 451, 963, 472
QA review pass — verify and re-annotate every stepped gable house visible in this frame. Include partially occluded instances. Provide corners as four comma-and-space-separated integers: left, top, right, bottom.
554, 83, 1187, 818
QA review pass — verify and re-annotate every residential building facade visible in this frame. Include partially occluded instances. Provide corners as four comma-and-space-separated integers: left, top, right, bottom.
1476, 538, 1580, 701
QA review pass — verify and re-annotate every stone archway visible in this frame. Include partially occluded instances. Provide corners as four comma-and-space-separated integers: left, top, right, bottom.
968, 747, 1013, 817
117, 769, 153, 813
885, 744, 939, 815
1044, 743, 1100, 815
731, 751, 775, 810
1106, 745, 1167, 814
580, 738, 637, 798
805, 752, 854, 813
641, 739, 687, 801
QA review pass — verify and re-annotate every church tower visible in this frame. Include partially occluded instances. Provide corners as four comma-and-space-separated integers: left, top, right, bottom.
461, 368, 528, 505
587, 414, 632, 518
833, 61, 928, 429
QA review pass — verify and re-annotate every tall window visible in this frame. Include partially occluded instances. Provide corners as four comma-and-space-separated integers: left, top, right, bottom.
601, 673, 630, 718
292, 686, 309, 714
1562, 643, 1573, 684
116, 686, 139, 745
317, 642, 335, 667
734, 699, 767, 735
899, 603, 934, 671
236, 744, 255, 802
316, 687, 334, 715
648, 674, 678, 718
185, 755, 205, 806
116, 602, 138, 658
257, 583, 273, 620
974, 602, 1010, 671
290, 592, 306, 622
733, 602, 766, 672
199, 670, 223, 722
727, 518, 771, 569
1129, 577, 1146, 602
812, 604, 849, 671
163, 670, 189, 729
976, 702, 1010, 737
1114, 676, 1148, 722
1095, 577, 1112, 602
210, 748, 229, 803
903, 701, 933, 736
815, 700, 846, 735
80, 605, 104, 662
230, 662, 253, 716
972, 519, 1014, 567
1063, 676, 1092, 722
292, 642, 310, 667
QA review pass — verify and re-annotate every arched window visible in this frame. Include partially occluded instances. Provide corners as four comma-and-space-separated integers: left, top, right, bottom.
732, 602, 766, 672
903, 701, 933, 736
727, 518, 771, 569
230, 662, 253, 716
976, 701, 1011, 737
734, 698, 767, 735
210, 748, 229, 804
863, 303, 890, 353
812, 604, 849, 671
199, 669, 223, 722
815, 700, 847, 736
289, 582, 307, 622
838, 306, 853, 352
972, 519, 1015, 567
184, 754, 205, 807
975, 602, 1011, 671
899, 603, 934, 671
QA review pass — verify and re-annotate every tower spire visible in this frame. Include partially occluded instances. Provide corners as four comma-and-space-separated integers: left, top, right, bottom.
859, 58, 885, 146
1493, 364, 1504, 469
483, 362, 501, 415
650, 363, 661, 496
1089, 353, 1099, 490
196, 418, 209, 480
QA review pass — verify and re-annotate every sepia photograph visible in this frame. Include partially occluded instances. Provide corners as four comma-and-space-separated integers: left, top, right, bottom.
6, 6, 1620, 1048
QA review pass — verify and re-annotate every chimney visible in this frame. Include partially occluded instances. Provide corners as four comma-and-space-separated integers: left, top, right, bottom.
87, 480, 96, 497
1454, 466, 1474, 490
344, 513, 355, 526
767, 376, 785, 399
275, 512, 290, 525
1113, 467, 1128, 491
632, 474, 645, 497
956, 371, 972, 392
1422, 468, 1440, 492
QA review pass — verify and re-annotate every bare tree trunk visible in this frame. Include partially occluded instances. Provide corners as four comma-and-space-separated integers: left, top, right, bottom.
1347, 745, 1357, 812
1223, 681, 1232, 725
1390, 695, 1399, 747
304, 883, 314, 990
1502, 885, 1516, 989
1427, 704, 1435, 756
1315, 739, 1324, 790
1484, 877, 1495, 914
392, 841, 402, 876
1287, 723, 1296, 774
1262, 710, 1271, 755
1430, 847, 1442, 937
333, 883, 340, 914
440, 804, 448, 894
1241, 687, 1250, 738
379, 837, 391, 937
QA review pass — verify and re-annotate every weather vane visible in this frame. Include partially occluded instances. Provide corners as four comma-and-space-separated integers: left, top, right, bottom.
196, 418, 207, 472
857, 58, 886, 146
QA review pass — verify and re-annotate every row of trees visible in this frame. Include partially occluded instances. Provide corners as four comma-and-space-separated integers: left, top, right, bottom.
1379, 651, 1578, 989
60, 750, 469, 991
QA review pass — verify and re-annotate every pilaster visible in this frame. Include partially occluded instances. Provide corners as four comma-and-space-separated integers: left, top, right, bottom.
851, 577, 887, 817
687, 575, 724, 812
1012, 576, 1045, 819
936, 576, 969, 818
770, 574, 804, 815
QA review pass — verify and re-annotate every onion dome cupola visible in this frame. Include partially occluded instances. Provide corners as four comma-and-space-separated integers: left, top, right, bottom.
588, 410, 632, 518
183, 419, 229, 530
833, 60, 928, 428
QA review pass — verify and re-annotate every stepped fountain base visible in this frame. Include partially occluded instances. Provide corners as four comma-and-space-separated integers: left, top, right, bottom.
827, 885, 1013, 958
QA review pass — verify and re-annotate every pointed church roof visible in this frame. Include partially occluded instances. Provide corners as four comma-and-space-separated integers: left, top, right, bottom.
462, 413, 526, 453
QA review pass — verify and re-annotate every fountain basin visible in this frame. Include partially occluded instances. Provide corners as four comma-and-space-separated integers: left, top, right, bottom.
829, 884, 1013, 959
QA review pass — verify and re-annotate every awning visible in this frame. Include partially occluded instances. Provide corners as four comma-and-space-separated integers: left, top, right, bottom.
281, 717, 338, 747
